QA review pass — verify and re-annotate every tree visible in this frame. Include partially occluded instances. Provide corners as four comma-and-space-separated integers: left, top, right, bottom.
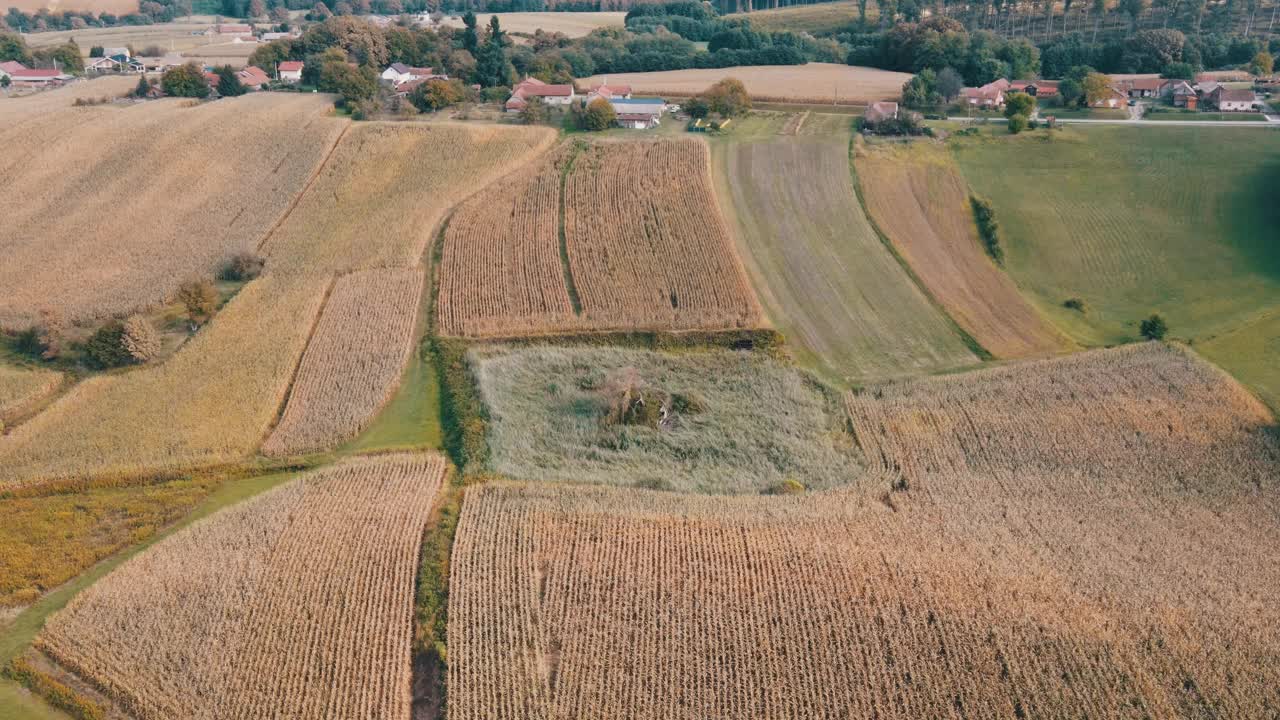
579, 96, 616, 130
936, 66, 963, 102
1124, 29, 1185, 73
84, 321, 133, 369
704, 77, 751, 117
162, 62, 211, 99
177, 279, 219, 327
684, 96, 710, 119
518, 96, 547, 124
409, 78, 465, 112
248, 0, 265, 17
32, 309, 67, 361
1082, 72, 1113, 106
901, 68, 940, 109
1119, 0, 1148, 30
1251, 51, 1273, 75
269, 6, 290, 23
461, 10, 479, 54
216, 65, 247, 96
310, 1, 332, 20
133, 74, 151, 97
121, 315, 161, 363
1162, 61, 1195, 79
220, 252, 264, 281
1007, 112, 1029, 133
1, 75, 9, 88
33, 42, 83, 72
89, 45, 105, 57
1140, 314, 1168, 340
0, 31, 32, 65
1058, 78, 1083, 106
1003, 91, 1035, 118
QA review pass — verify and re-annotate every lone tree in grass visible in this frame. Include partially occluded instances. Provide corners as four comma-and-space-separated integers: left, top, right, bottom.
704, 77, 751, 117
162, 62, 210, 99
216, 65, 247, 97
1140, 314, 1168, 340
178, 279, 219, 329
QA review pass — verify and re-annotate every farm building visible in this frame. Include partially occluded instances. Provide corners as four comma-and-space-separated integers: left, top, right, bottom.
380, 63, 438, 85
86, 54, 144, 74
0, 60, 26, 80
505, 76, 575, 111
138, 54, 187, 73
236, 66, 271, 90
1168, 80, 1197, 107
6, 67, 72, 87
208, 23, 253, 37
260, 31, 300, 41
1091, 86, 1128, 108
588, 80, 632, 98
278, 61, 304, 83
1009, 79, 1059, 98
1118, 77, 1166, 98
1211, 87, 1259, 111
864, 101, 899, 123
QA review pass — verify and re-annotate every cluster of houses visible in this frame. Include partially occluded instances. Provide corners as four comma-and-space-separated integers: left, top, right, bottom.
504, 77, 668, 129
961, 75, 1263, 112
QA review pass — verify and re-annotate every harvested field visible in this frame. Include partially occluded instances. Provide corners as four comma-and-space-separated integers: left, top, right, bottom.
449, 344, 1280, 719
438, 138, 761, 337
472, 345, 860, 494
439, 11, 624, 36
0, 365, 62, 425
263, 122, 556, 275
0, 275, 329, 489
579, 63, 910, 104
36, 453, 446, 720
728, 1, 878, 33
855, 142, 1068, 358
711, 113, 977, 382
8, 0, 136, 12
0, 92, 346, 328
262, 268, 424, 457
22, 20, 256, 56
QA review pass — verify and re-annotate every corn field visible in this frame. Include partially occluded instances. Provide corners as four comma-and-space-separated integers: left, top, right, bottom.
262, 268, 424, 457
0, 275, 329, 489
449, 344, 1280, 718
0, 92, 346, 328
36, 453, 446, 720
439, 138, 761, 338
262, 122, 557, 276
0, 365, 62, 425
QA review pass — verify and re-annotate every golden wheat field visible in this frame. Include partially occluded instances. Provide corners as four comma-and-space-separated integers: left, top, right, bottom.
262, 121, 556, 275
855, 143, 1069, 359
262, 268, 424, 457
449, 344, 1280, 718
438, 138, 761, 337
579, 63, 911, 104
0, 275, 329, 488
35, 453, 446, 720
0, 92, 346, 328
0, 365, 62, 425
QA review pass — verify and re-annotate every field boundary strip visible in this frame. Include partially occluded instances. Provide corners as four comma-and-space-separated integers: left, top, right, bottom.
255, 121, 352, 255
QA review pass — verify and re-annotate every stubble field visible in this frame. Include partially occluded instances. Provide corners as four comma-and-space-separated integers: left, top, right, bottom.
579, 63, 910, 104
711, 113, 977, 382
0, 366, 62, 426
449, 343, 1280, 719
35, 453, 446, 720
438, 138, 761, 337
0, 91, 346, 328
439, 11, 625, 36
262, 268, 424, 457
855, 141, 1068, 359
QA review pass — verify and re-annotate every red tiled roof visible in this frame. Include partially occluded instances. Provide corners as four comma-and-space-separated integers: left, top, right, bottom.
237, 66, 270, 86
278, 61, 303, 72
11, 69, 64, 79
1216, 88, 1257, 103
0, 60, 28, 73
590, 83, 631, 97
519, 84, 572, 97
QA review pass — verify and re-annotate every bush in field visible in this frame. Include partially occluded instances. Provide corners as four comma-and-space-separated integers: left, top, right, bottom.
33, 310, 68, 361
162, 63, 210, 99
1007, 113, 1029, 134
83, 321, 132, 369
177, 279, 219, 328
969, 196, 1003, 264
121, 315, 161, 363
1140, 313, 1168, 340
220, 252, 264, 282
1003, 92, 1035, 120
1063, 297, 1087, 313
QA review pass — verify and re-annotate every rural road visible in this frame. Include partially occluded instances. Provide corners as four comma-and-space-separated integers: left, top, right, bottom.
948, 115, 1280, 127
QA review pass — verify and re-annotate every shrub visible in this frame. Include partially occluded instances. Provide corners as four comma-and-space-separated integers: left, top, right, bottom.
220, 252, 264, 282
177, 279, 219, 327
83, 321, 132, 369
1063, 298, 1087, 313
669, 391, 707, 415
766, 478, 806, 495
1007, 113, 1029, 134
121, 315, 162, 363
1140, 314, 1168, 340
32, 309, 68, 361
969, 196, 1003, 265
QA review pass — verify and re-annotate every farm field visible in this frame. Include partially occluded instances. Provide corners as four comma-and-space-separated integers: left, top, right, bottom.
439, 11, 625, 36
0, 91, 345, 328
263, 268, 424, 457
952, 126, 1280, 347
0, 275, 329, 489
33, 453, 446, 720
728, 0, 873, 33
1199, 309, 1280, 413
449, 344, 1280, 719
7, 0, 136, 12
472, 345, 861, 494
579, 63, 910, 104
438, 138, 761, 337
710, 112, 978, 382
855, 141, 1069, 358
0, 365, 62, 425
21, 20, 262, 58
263, 122, 557, 274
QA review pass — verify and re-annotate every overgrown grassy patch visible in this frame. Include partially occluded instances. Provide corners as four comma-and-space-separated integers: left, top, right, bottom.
471, 345, 861, 494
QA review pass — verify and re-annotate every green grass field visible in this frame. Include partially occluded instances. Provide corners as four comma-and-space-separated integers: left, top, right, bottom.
1045, 107, 1130, 119
709, 113, 978, 384
1199, 309, 1280, 414
1143, 111, 1269, 121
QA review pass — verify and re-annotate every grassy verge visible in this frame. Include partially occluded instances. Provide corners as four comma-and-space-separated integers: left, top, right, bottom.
1144, 111, 1269, 121
1045, 107, 1130, 119
0, 469, 299, 719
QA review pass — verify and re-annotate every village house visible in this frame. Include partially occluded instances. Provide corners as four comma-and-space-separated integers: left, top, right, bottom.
588, 80, 632, 99
1118, 77, 1166, 98
7, 67, 72, 87
961, 79, 1008, 107
606, 97, 665, 129
1009, 79, 1059, 98
1211, 86, 1259, 111
1167, 80, 1197, 108
505, 76, 575, 111
1090, 85, 1128, 108
277, 60, 304, 83
380, 63, 440, 85
864, 101, 899, 123
0, 60, 27, 81
236, 65, 271, 90
86, 53, 145, 74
